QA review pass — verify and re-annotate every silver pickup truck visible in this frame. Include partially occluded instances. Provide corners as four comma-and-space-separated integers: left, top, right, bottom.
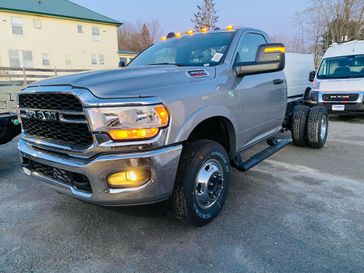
18, 27, 329, 226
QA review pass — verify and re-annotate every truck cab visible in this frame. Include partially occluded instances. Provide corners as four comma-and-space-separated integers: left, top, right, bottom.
310, 40, 364, 115
18, 27, 328, 225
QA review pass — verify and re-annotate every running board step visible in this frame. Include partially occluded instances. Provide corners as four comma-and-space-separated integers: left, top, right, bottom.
233, 139, 292, 172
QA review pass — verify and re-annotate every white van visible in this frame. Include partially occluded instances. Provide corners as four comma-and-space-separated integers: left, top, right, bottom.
310, 41, 364, 114
285, 53, 315, 103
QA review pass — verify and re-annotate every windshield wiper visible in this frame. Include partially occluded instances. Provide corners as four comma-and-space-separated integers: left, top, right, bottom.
148, 63, 185, 67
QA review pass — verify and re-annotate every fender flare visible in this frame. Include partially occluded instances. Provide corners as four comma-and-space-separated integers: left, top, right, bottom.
173, 105, 238, 156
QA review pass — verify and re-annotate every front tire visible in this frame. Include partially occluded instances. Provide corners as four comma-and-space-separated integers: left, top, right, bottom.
307, 106, 328, 149
171, 140, 230, 226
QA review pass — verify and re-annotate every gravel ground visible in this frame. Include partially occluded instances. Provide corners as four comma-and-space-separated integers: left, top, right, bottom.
1, 116, 364, 273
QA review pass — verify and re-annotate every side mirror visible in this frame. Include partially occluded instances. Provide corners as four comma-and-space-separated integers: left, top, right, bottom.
235, 43, 286, 77
118, 61, 126, 68
309, 71, 316, 82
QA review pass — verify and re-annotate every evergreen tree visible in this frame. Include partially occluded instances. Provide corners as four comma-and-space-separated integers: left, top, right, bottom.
191, 0, 219, 31
140, 24, 153, 47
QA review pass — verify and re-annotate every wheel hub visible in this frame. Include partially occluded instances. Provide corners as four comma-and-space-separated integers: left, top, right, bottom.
320, 115, 327, 140
195, 159, 224, 210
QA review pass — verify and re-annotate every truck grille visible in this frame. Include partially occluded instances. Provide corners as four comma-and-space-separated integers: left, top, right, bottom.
19, 93, 93, 149
19, 93, 83, 111
22, 157, 92, 193
22, 119, 92, 148
322, 94, 359, 102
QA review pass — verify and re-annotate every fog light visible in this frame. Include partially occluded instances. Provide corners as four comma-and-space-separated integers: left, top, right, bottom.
107, 170, 151, 188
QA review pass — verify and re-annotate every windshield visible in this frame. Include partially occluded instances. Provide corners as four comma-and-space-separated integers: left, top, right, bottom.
129, 32, 236, 67
317, 54, 364, 79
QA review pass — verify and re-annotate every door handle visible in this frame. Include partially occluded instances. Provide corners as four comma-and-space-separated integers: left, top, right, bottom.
273, 79, 284, 85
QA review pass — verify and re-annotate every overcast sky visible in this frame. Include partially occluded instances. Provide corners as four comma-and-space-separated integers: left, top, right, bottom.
72, 0, 307, 37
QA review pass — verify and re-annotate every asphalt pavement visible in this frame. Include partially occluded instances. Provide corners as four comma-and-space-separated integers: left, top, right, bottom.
1, 116, 363, 273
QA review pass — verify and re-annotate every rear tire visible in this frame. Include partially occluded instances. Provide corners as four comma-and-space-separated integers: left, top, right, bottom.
171, 140, 230, 226
291, 105, 310, 147
307, 106, 328, 149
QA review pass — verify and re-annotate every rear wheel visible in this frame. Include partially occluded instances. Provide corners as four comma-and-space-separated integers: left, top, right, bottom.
291, 105, 311, 147
171, 140, 230, 226
307, 106, 328, 149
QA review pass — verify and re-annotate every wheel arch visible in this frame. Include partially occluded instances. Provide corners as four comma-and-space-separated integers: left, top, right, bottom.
173, 106, 238, 159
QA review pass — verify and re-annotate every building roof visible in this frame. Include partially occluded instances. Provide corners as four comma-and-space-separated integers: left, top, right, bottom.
0, 0, 121, 26
118, 50, 138, 55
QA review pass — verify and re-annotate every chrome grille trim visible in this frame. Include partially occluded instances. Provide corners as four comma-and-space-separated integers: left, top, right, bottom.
18, 86, 167, 158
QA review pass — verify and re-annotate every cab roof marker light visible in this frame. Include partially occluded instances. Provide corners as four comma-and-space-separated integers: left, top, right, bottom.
161, 36, 167, 41
226, 25, 234, 31
186, 30, 194, 35
201, 27, 209, 33
175, 32, 182, 38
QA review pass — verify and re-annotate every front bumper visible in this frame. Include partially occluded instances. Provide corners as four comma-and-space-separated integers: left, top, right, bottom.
18, 139, 182, 206
308, 90, 364, 114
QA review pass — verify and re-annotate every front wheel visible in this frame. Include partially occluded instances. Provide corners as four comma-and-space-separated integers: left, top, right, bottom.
171, 140, 230, 226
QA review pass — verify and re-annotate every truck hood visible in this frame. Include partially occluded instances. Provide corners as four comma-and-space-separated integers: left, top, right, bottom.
318, 78, 364, 92
28, 65, 216, 98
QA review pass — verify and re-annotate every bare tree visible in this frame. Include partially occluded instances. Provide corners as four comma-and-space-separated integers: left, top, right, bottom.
307, 0, 364, 43
296, 0, 364, 66
191, 0, 219, 30
117, 20, 163, 53
271, 33, 306, 54
117, 22, 138, 52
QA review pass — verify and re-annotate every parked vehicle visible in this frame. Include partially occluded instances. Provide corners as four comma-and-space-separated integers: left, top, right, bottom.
285, 53, 315, 102
309, 40, 364, 115
0, 112, 21, 145
18, 27, 328, 226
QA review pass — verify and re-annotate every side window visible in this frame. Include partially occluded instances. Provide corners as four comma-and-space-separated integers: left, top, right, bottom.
235, 33, 267, 63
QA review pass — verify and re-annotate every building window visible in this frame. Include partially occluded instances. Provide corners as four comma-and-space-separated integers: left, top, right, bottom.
8, 50, 20, 67
8, 50, 33, 68
22, 51, 33, 68
33, 19, 42, 29
91, 54, 105, 65
65, 55, 72, 67
119, 57, 128, 65
92, 27, 100, 41
77, 25, 83, 33
99, 54, 105, 65
42, 53, 50, 66
91, 54, 98, 65
11, 17, 23, 35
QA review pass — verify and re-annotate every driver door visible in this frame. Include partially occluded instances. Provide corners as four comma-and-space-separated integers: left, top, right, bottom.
234, 33, 286, 147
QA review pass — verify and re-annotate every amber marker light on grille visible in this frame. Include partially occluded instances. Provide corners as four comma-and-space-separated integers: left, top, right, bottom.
107, 170, 151, 188
108, 128, 159, 141
264, 46, 286, 53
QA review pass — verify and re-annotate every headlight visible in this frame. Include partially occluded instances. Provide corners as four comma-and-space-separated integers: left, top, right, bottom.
86, 105, 169, 141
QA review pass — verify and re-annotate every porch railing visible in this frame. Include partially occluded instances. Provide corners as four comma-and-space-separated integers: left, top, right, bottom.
0, 67, 88, 86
